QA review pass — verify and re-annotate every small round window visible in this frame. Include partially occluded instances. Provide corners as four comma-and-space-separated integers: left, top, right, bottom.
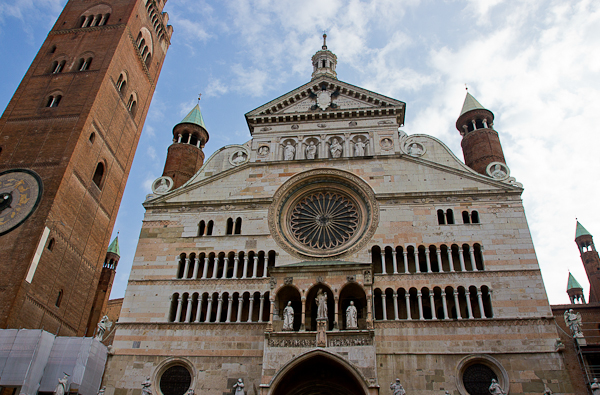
159, 365, 192, 395
462, 363, 497, 395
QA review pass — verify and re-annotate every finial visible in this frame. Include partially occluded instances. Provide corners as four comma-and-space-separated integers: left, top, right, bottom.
322, 31, 327, 50
465, 84, 468, 91
198, 93, 202, 103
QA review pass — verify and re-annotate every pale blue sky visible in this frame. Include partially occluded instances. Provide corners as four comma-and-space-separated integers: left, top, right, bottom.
1, 0, 599, 304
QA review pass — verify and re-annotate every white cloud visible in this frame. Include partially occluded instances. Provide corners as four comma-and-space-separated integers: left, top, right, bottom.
205, 78, 229, 97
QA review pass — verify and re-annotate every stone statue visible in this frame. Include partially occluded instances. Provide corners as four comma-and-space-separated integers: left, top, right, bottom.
591, 378, 600, 395
97, 387, 106, 395
284, 142, 295, 160
95, 315, 112, 341
142, 376, 152, 395
354, 138, 367, 156
329, 138, 343, 158
491, 164, 507, 179
283, 301, 294, 331
232, 151, 247, 165
306, 141, 317, 159
53, 373, 70, 395
316, 289, 328, 319
564, 309, 584, 337
488, 379, 505, 395
346, 301, 358, 329
233, 378, 245, 395
258, 146, 269, 156
543, 383, 553, 394
407, 143, 423, 156
390, 378, 405, 395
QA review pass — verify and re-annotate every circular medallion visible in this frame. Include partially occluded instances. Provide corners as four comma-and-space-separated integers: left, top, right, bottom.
486, 162, 510, 180
152, 176, 173, 195
269, 169, 379, 259
0, 169, 43, 236
229, 149, 249, 166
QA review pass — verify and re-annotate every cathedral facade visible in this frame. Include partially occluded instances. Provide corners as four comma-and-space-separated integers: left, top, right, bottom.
103, 38, 574, 395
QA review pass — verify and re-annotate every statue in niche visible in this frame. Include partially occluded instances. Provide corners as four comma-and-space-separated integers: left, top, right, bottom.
488, 379, 505, 395
564, 308, 584, 337
329, 138, 343, 158
153, 177, 172, 194
354, 137, 368, 157
490, 164, 507, 179
284, 142, 295, 160
306, 141, 318, 159
346, 301, 358, 329
53, 373, 70, 395
258, 145, 269, 156
141, 377, 152, 395
316, 288, 328, 319
95, 315, 112, 341
390, 379, 405, 395
232, 151, 247, 165
407, 142, 424, 156
283, 301, 294, 331
591, 378, 600, 395
233, 379, 245, 395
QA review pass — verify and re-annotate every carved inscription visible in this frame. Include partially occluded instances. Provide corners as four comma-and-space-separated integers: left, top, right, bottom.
268, 338, 315, 347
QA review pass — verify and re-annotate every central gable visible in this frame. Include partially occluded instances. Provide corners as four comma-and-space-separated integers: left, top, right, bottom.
245, 76, 406, 135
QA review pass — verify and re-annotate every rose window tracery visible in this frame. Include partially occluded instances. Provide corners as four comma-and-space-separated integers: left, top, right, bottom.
290, 192, 359, 250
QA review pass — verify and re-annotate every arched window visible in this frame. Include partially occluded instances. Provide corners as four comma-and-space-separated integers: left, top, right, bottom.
127, 95, 137, 115
144, 52, 152, 67
198, 220, 206, 237
55, 290, 63, 307
89, 132, 95, 144
136, 32, 143, 46
226, 218, 233, 235
92, 162, 105, 189
206, 220, 214, 236
49, 45, 57, 54
51, 60, 65, 74
234, 217, 242, 235
437, 209, 445, 225
99, 13, 110, 26
446, 209, 455, 225
47, 238, 55, 251
462, 211, 470, 224
138, 38, 146, 50
46, 95, 62, 108
78, 57, 92, 71
116, 72, 127, 93
471, 211, 480, 224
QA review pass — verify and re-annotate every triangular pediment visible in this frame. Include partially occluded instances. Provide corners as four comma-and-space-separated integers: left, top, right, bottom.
245, 76, 406, 133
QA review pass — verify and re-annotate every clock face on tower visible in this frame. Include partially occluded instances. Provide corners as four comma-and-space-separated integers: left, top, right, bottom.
0, 169, 43, 236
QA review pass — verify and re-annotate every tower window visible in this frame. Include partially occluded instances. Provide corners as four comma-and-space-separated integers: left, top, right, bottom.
89, 133, 95, 144
206, 220, 214, 236
77, 57, 92, 71
99, 13, 110, 26
226, 218, 233, 235
198, 220, 206, 237
234, 217, 242, 235
471, 211, 480, 224
437, 209, 445, 225
127, 95, 137, 115
51, 60, 65, 74
92, 162, 105, 189
116, 72, 127, 93
55, 289, 63, 307
446, 209, 455, 225
46, 95, 62, 108
462, 211, 470, 224
47, 238, 55, 251
49, 45, 57, 54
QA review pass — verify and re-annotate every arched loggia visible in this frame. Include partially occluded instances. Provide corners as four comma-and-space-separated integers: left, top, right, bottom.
268, 349, 370, 395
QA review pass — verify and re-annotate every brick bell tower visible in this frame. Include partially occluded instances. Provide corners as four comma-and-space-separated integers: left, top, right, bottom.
456, 92, 506, 175
575, 221, 600, 303
162, 104, 209, 189
0, 0, 172, 335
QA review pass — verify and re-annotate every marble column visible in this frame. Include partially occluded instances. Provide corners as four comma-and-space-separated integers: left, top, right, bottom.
242, 256, 249, 279
185, 298, 193, 322
477, 290, 485, 318
183, 258, 190, 279
258, 295, 264, 323
195, 297, 203, 322
458, 247, 466, 271
429, 293, 437, 320
252, 256, 259, 278
202, 257, 209, 279
222, 257, 229, 279
216, 296, 223, 322
466, 291, 474, 319
436, 249, 443, 272
447, 249, 455, 272
301, 297, 307, 331
380, 252, 387, 274
236, 298, 243, 323
192, 257, 200, 279
392, 251, 398, 274
405, 293, 412, 320
334, 296, 339, 330
381, 294, 387, 320
469, 248, 478, 271
403, 251, 409, 273
206, 298, 213, 322
211, 257, 219, 279
425, 250, 432, 273
417, 291, 424, 320
226, 298, 233, 322
393, 292, 399, 320
441, 291, 449, 319
247, 297, 255, 322
453, 291, 462, 319
233, 254, 239, 279
175, 298, 183, 322
414, 249, 420, 273
262, 256, 268, 278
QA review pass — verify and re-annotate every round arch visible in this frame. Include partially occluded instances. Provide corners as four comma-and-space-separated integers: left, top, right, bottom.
268, 349, 370, 395
305, 284, 335, 331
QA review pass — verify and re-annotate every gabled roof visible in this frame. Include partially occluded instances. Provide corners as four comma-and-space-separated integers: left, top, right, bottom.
244, 76, 406, 134
567, 272, 583, 290
460, 92, 486, 116
180, 104, 206, 129
107, 236, 120, 256
575, 221, 591, 238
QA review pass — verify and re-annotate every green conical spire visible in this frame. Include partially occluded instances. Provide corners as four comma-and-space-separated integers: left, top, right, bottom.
180, 104, 206, 129
567, 272, 583, 290
575, 221, 591, 239
107, 235, 120, 256
460, 92, 486, 116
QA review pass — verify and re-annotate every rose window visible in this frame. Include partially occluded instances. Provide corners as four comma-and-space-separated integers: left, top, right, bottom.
290, 192, 359, 250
